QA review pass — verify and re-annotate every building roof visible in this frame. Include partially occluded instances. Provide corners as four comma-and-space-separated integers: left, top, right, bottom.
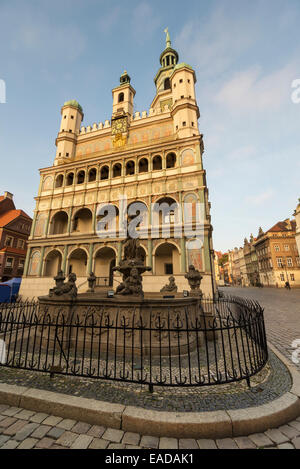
0, 209, 31, 228
0, 247, 26, 255
267, 220, 296, 233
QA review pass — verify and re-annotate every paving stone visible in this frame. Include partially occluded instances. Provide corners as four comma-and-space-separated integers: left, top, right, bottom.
31, 425, 52, 439
197, 439, 217, 450
46, 427, 65, 439
122, 432, 140, 446
3, 419, 28, 436
35, 438, 56, 449
56, 419, 77, 431
234, 437, 256, 449
107, 443, 126, 449
88, 438, 109, 449
179, 439, 199, 449
0, 415, 7, 423
17, 438, 39, 450
2, 407, 21, 417
71, 435, 94, 449
0, 404, 9, 412
265, 429, 289, 445
1, 440, 19, 449
72, 422, 91, 434
159, 437, 178, 449
278, 425, 300, 439
0, 435, 10, 448
42, 416, 63, 427
56, 431, 78, 448
140, 435, 159, 449
292, 437, 300, 450
50, 444, 66, 449
0, 417, 17, 429
277, 443, 295, 450
14, 422, 40, 441
248, 433, 274, 448
287, 421, 300, 432
16, 409, 35, 420
216, 438, 239, 450
29, 413, 49, 424
102, 428, 124, 443
87, 425, 106, 438
126, 445, 141, 449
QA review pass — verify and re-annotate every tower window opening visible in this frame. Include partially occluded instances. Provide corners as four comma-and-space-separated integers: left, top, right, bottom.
66, 153, 69, 157
66, 173, 74, 186
182, 122, 186, 127
166, 152, 176, 169
118, 92, 124, 103
164, 78, 171, 90
179, 79, 183, 83
64, 116, 66, 119
188, 79, 190, 83
88, 168, 97, 182
153, 155, 162, 171
181, 95, 184, 99
166, 56, 170, 66
77, 170, 85, 184
174, 84, 176, 88
71, 115, 74, 119
100, 165, 109, 180
113, 163, 122, 178
138, 158, 148, 173
69, 129, 72, 133
126, 161, 135, 175
192, 122, 194, 127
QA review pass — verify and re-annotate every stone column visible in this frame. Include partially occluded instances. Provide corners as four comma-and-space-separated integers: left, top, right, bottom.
67, 207, 73, 234
147, 239, 153, 269
62, 245, 68, 274
29, 211, 38, 238
23, 247, 31, 277
44, 212, 51, 236
117, 242, 122, 264
87, 243, 94, 275
38, 246, 45, 277
180, 237, 186, 273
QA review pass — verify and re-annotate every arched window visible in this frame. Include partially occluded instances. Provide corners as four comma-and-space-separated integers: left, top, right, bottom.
88, 168, 97, 182
138, 158, 148, 173
153, 155, 162, 171
66, 173, 74, 186
118, 92, 124, 103
55, 174, 64, 188
77, 170, 85, 184
113, 163, 122, 178
100, 166, 109, 180
126, 161, 135, 175
166, 152, 176, 169
164, 78, 171, 90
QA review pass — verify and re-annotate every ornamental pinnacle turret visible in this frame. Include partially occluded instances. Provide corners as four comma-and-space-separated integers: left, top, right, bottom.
20, 30, 216, 301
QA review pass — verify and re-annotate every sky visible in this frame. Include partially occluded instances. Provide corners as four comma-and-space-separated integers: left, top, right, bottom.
0, 0, 299, 252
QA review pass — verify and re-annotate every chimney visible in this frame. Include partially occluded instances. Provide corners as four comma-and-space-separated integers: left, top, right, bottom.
4, 191, 13, 200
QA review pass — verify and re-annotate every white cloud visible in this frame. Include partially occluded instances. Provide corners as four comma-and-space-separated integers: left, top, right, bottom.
131, 2, 161, 41
214, 62, 299, 113
246, 190, 274, 205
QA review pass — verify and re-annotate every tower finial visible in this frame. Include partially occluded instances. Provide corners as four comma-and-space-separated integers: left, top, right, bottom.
164, 27, 171, 48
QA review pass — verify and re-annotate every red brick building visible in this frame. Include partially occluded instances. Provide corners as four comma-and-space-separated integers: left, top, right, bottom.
0, 192, 32, 282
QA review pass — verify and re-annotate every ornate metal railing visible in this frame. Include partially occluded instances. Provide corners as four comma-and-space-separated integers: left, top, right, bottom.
0, 297, 268, 391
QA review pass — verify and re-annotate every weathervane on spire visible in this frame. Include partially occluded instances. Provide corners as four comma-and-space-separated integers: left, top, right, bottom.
164, 27, 171, 48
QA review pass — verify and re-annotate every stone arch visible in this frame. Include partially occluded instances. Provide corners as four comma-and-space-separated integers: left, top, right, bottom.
67, 248, 88, 277
152, 155, 162, 171
153, 196, 180, 226
72, 208, 93, 233
42, 176, 53, 191
127, 201, 148, 235
126, 160, 135, 175
43, 249, 62, 277
96, 204, 119, 237
118, 92, 124, 103
164, 78, 171, 90
94, 246, 116, 286
66, 172, 74, 186
113, 163, 122, 178
77, 170, 85, 184
181, 148, 196, 167
154, 242, 180, 275
100, 165, 109, 180
138, 158, 148, 173
88, 168, 97, 182
49, 211, 68, 235
55, 174, 64, 188
28, 250, 41, 276
34, 213, 47, 237
166, 152, 176, 169
183, 193, 199, 222
186, 238, 204, 272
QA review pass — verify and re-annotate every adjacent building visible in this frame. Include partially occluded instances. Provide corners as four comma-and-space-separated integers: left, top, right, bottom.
20, 31, 216, 299
0, 192, 32, 282
295, 199, 300, 256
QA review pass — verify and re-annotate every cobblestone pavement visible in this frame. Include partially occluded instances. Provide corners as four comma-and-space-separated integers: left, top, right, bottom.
220, 287, 300, 370
0, 404, 299, 449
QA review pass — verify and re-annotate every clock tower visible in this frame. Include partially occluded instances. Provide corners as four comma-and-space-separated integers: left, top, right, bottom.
111, 70, 136, 148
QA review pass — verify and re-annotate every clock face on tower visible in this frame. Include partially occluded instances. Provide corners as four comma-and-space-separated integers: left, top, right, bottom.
111, 117, 127, 135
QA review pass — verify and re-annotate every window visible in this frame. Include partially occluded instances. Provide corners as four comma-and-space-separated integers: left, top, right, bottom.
287, 257, 293, 267
100, 166, 109, 180
5, 236, 13, 247
284, 245, 290, 251
5, 257, 14, 267
290, 274, 295, 281
18, 239, 25, 249
71, 116, 74, 119
280, 273, 285, 281
19, 259, 25, 268
296, 257, 300, 266
277, 257, 283, 268
188, 79, 190, 83
164, 78, 171, 90
179, 79, 183, 83
165, 263, 173, 275
118, 92, 124, 103
182, 122, 186, 127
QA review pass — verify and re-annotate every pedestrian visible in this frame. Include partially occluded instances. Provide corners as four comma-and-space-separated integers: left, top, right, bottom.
285, 281, 291, 290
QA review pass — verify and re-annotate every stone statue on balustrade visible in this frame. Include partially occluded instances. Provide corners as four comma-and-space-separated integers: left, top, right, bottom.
87, 272, 96, 293
160, 276, 178, 293
185, 265, 203, 298
49, 272, 78, 299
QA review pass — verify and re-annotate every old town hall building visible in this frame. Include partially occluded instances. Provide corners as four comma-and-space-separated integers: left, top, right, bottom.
20, 31, 216, 299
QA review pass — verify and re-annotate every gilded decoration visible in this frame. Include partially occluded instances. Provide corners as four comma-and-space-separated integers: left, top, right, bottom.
112, 134, 127, 149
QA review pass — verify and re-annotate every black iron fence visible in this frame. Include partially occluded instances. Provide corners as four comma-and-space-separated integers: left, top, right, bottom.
0, 297, 268, 391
